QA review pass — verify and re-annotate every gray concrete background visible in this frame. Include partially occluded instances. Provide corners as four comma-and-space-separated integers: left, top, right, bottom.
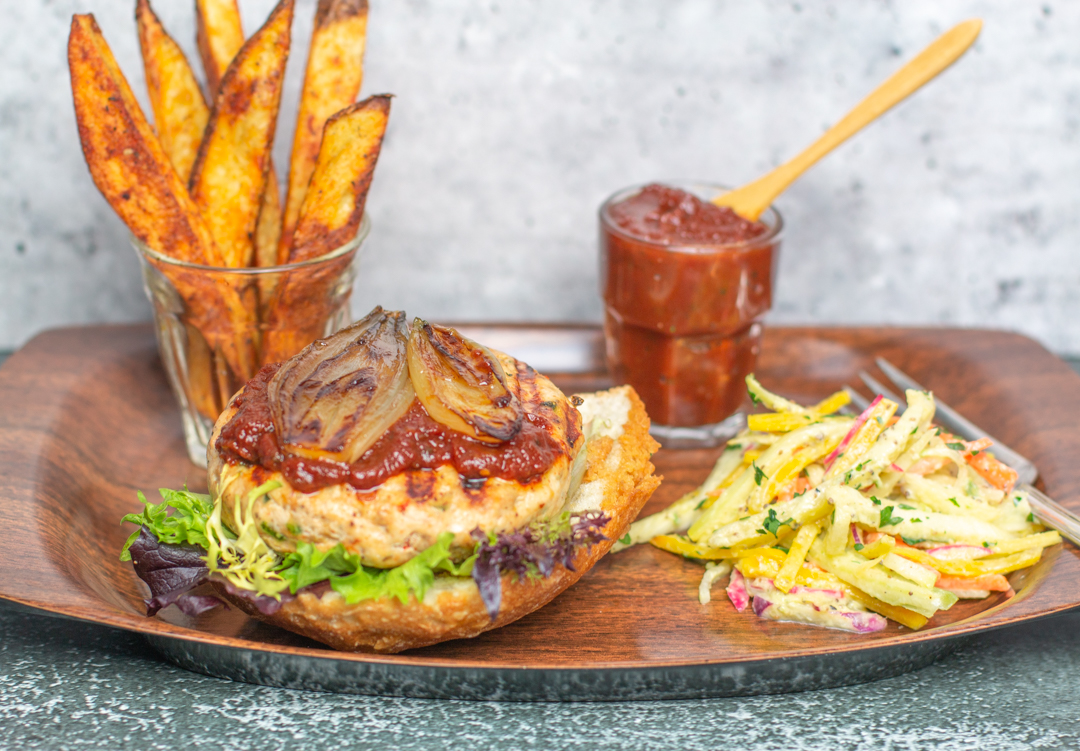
2, 1, 1079, 352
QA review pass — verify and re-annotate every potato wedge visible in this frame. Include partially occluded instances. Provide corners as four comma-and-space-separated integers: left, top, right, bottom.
290, 94, 390, 262
189, 0, 293, 269
195, 0, 245, 94
70, 13, 256, 384
261, 95, 390, 364
136, 0, 208, 183
196, 0, 283, 268
279, 0, 368, 260
70, 13, 217, 266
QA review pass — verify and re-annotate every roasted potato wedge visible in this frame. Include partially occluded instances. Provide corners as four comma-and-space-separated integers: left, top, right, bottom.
70, 13, 218, 266
279, 0, 368, 260
254, 164, 284, 269
189, 0, 293, 269
195, 0, 245, 94
136, 0, 208, 183
196, 0, 283, 269
183, 321, 223, 420
70, 13, 256, 386
260, 95, 390, 365
290, 94, 390, 263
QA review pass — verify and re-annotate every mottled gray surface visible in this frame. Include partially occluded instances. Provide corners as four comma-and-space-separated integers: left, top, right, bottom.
2, 1, 1080, 352
0, 601, 1077, 750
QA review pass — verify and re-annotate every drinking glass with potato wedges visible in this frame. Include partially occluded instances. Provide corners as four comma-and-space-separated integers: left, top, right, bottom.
67, 0, 663, 656
70, 0, 387, 465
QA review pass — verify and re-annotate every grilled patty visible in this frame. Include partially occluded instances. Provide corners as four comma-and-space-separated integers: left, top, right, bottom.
208, 352, 584, 568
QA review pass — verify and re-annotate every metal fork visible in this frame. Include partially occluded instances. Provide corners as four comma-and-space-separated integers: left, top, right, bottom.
845, 357, 1080, 547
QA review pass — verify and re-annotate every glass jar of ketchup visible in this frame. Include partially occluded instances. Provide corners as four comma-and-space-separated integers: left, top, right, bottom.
599, 182, 782, 442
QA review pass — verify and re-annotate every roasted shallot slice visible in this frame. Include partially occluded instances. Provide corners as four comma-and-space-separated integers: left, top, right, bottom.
268, 306, 414, 463
407, 319, 523, 444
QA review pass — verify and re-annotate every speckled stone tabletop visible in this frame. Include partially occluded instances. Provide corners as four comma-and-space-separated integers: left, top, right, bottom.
1, 601, 1078, 750
3, 354, 1080, 750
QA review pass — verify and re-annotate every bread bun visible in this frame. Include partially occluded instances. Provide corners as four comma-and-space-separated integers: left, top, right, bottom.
210, 385, 660, 653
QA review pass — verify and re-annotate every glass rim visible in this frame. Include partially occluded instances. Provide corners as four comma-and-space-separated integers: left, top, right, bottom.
131, 212, 371, 274
599, 180, 783, 250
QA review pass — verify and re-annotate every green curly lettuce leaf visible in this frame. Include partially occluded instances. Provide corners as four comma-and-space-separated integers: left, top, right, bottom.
277, 533, 476, 605
119, 488, 216, 561
121, 481, 477, 606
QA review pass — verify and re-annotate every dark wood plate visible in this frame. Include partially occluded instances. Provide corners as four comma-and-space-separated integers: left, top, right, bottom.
1, 324, 1077, 701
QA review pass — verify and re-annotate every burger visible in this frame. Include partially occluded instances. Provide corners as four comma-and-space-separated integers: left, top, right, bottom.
121, 307, 661, 652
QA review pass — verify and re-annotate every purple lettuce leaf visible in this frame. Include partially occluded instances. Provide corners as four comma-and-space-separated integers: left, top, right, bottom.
219, 580, 297, 616
174, 594, 226, 617
470, 511, 611, 621
128, 526, 221, 616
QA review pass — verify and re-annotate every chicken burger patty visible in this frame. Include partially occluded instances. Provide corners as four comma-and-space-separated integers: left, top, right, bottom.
208, 350, 584, 568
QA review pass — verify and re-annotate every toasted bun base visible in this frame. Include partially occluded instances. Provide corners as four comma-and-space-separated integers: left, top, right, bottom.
215, 385, 661, 653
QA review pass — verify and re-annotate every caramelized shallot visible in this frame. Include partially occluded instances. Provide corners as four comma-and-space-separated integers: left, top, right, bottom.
267, 306, 414, 463
407, 319, 523, 444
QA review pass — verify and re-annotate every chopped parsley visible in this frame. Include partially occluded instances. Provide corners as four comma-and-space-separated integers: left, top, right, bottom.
753, 463, 767, 486
1028, 512, 1035, 523
946, 442, 966, 451
900, 535, 924, 546
879, 506, 903, 527
982, 541, 992, 548
870, 496, 883, 506
757, 508, 794, 537
948, 497, 959, 507
899, 504, 916, 510
854, 542, 865, 551
619, 533, 632, 545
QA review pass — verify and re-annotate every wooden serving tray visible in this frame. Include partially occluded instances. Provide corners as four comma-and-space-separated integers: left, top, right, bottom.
1, 323, 1078, 701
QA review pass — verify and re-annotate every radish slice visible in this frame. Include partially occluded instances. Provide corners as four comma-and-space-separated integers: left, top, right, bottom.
726, 569, 750, 612
841, 611, 888, 632
824, 395, 882, 470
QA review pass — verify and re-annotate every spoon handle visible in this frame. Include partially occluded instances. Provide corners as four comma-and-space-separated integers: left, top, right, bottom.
715, 19, 982, 221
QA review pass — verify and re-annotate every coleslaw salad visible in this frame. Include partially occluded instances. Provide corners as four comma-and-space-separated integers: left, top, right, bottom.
615, 375, 1061, 632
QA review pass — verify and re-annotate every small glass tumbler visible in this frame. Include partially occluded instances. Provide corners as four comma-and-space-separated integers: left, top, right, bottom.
134, 214, 370, 467
599, 182, 782, 446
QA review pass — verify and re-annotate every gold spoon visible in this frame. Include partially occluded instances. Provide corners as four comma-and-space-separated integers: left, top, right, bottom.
713, 19, 982, 221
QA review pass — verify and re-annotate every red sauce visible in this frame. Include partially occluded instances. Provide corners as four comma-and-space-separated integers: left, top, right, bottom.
608, 183, 768, 245
600, 183, 781, 426
216, 364, 569, 493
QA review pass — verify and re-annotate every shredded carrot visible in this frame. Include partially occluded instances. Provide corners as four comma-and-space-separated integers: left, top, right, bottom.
935, 573, 1012, 593
775, 476, 811, 505
964, 451, 1019, 493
